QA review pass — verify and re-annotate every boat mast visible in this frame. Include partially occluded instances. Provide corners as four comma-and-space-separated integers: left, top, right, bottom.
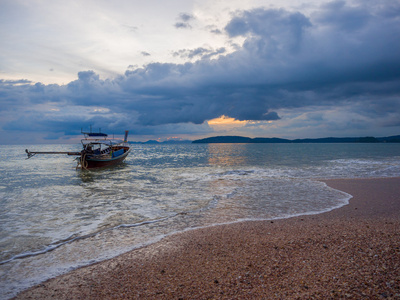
124, 131, 129, 142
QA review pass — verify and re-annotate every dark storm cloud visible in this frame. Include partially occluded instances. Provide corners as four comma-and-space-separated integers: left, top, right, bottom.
1, 1, 400, 139
314, 0, 371, 31
225, 8, 312, 56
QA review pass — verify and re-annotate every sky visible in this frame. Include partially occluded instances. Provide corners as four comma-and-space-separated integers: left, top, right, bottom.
0, 0, 400, 144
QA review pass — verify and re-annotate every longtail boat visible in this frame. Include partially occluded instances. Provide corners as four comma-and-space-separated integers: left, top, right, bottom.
26, 130, 131, 170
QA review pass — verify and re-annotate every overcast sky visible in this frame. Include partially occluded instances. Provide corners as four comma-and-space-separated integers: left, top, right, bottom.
1, 0, 399, 144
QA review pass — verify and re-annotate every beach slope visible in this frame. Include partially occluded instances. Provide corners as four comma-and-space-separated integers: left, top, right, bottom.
15, 178, 400, 299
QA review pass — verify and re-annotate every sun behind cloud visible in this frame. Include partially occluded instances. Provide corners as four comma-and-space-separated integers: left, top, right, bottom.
207, 115, 248, 129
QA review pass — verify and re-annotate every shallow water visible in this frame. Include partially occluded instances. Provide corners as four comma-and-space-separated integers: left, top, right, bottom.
1, 143, 399, 299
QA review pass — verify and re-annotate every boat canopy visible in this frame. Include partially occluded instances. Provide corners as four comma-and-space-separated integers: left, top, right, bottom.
81, 139, 123, 146
85, 132, 108, 137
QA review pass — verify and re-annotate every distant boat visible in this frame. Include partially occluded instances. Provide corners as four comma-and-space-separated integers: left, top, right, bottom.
26, 130, 131, 170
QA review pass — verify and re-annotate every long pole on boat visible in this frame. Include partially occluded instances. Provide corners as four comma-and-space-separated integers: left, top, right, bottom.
25, 149, 81, 159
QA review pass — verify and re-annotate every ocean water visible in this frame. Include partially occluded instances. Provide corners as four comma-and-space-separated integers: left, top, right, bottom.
0, 143, 399, 299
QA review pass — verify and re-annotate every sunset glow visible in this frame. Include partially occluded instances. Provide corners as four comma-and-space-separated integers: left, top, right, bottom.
207, 115, 247, 126
207, 115, 251, 132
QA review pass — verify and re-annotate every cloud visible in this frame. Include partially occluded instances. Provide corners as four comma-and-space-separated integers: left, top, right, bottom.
314, 0, 371, 31
225, 8, 312, 56
179, 13, 195, 22
124, 24, 139, 32
174, 12, 195, 29
172, 47, 226, 59
174, 22, 191, 29
1, 1, 400, 142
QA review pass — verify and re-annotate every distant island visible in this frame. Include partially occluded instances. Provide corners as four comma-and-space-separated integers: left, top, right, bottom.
129, 140, 192, 145
192, 135, 400, 144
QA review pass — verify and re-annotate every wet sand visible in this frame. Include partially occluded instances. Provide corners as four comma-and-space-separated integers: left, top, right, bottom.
15, 177, 400, 299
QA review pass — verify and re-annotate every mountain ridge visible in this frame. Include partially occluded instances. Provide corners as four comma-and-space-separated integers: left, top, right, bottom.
192, 135, 400, 144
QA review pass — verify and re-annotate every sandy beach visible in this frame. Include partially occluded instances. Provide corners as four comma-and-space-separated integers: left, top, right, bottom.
15, 177, 400, 299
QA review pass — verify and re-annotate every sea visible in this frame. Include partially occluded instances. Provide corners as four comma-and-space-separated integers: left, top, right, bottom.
1, 143, 399, 299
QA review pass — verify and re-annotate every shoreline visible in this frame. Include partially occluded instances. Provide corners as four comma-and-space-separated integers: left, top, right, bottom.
15, 177, 400, 299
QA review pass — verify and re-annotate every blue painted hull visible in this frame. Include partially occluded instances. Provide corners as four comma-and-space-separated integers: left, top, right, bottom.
85, 146, 131, 169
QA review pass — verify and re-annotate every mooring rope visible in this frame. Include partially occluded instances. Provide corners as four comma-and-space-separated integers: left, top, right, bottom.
81, 152, 88, 170
76, 152, 88, 170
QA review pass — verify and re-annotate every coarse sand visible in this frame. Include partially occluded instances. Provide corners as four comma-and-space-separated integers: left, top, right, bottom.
14, 177, 400, 299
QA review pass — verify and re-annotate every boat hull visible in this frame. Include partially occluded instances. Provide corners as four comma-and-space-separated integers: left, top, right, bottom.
84, 147, 131, 169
